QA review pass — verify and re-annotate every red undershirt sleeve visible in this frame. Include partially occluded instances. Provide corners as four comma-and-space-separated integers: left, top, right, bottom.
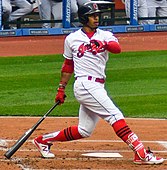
106, 41, 121, 54
61, 58, 74, 73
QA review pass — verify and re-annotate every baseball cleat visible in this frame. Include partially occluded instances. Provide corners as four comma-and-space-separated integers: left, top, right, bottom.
134, 147, 164, 165
33, 136, 55, 158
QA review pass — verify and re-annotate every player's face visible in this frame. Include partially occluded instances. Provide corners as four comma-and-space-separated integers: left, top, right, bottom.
87, 13, 99, 29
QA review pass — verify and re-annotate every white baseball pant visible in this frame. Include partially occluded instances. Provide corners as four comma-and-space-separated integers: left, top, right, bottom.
74, 77, 124, 137
38, 0, 62, 28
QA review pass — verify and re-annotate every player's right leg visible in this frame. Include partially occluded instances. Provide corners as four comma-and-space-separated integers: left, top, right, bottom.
33, 137, 55, 158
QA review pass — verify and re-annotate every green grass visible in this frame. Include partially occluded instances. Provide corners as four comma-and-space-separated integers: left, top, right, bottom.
0, 51, 167, 118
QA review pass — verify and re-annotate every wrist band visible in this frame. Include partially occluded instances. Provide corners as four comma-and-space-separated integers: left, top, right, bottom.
59, 84, 66, 89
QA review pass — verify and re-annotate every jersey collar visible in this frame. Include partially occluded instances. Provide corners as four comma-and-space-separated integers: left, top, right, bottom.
81, 28, 97, 39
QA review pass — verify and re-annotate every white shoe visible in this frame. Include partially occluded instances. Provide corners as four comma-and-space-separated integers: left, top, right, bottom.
33, 137, 55, 158
134, 147, 164, 165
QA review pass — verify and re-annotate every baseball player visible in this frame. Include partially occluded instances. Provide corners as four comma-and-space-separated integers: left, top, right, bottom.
146, 0, 167, 24
38, 0, 62, 28
125, 0, 149, 24
33, 2, 164, 165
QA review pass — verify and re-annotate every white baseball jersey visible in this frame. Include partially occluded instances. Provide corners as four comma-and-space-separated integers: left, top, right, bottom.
63, 28, 119, 79
63, 28, 124, 137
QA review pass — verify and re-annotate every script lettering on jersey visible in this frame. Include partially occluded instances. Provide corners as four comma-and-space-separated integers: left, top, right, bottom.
77, 43, 91, 58
77, 40, 105, 58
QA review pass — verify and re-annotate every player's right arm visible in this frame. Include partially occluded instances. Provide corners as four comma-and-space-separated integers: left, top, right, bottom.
55, 58, 74, 104
55, 34, 74, 104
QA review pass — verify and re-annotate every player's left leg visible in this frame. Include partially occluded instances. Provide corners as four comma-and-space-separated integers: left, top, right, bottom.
94, 88, 164, 164
73, 80, 164, 165
112, 119, 164, 164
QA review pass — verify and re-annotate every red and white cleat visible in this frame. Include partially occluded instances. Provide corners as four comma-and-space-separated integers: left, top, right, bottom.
33, 136, 55, 158
134, 147, 164, 165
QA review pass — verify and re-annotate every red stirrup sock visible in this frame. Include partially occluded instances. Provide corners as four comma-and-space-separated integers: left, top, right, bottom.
112, 119, 146, 159
38, 126, 83, 143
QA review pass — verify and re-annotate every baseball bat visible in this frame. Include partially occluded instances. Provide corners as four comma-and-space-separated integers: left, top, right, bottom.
4, 101, 60, 159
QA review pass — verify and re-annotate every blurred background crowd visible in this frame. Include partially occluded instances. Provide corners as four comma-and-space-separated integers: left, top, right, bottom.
1, 0, 167, 30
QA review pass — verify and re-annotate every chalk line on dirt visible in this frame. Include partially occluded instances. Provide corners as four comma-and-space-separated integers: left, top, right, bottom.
2, 139, 167, 143
1, 140, 166, 170
1, 139, 167, 153
157, 141, 167, 149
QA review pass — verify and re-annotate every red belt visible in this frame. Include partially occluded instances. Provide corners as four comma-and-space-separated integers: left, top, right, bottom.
75, 76, 105, 84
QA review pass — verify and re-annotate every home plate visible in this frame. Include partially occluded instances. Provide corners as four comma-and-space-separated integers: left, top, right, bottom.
82, 152, 123, 158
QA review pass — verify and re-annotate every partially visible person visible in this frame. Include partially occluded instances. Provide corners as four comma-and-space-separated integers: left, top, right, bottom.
71, 0, 91, 14
2, 0, 11, 29
2, 0, 33, 21
2, 0, 34, 28
125, 0, 149, 24
38, 0, 62, 28
146, 0, 167, 24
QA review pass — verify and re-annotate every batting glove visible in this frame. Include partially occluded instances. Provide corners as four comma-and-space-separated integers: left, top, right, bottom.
90, 39, 107, 54
55, 87, 66, 104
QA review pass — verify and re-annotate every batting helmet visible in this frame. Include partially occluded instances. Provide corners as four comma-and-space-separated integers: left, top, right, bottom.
78, 3, 101, 24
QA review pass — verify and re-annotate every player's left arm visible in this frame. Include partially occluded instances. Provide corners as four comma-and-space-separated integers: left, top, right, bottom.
105, 41, 121, 54
90, 40, 121, 54
104, 31, 121, 54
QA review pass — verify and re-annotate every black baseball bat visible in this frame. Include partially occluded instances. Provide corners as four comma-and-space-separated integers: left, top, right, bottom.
4, 101, 60, 159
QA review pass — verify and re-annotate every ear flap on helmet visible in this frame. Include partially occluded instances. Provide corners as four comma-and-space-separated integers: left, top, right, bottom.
79, 15, 89, 24
78, 2, 101, 24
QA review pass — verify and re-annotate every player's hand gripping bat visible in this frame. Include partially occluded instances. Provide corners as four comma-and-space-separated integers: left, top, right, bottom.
4, 101, 60, 159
